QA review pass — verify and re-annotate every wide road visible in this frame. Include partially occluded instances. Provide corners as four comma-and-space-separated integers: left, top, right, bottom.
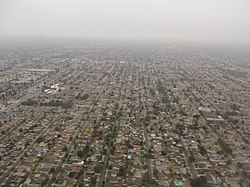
97, 64, 128, 187
179, 136, 198, 179
185, 72, 250, 187
141, 85, 152, 186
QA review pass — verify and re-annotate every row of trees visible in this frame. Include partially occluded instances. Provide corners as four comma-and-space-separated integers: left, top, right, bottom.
21, 99, 73, 108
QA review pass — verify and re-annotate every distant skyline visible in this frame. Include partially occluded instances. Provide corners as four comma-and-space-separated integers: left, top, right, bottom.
1, 0, 250, 45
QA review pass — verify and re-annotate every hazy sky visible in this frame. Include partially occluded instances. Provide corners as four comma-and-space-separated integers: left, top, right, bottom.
0, 0, 250, 45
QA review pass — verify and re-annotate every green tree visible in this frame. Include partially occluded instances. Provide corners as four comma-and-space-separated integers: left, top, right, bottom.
50, 167, 55, 173
191, 176, 209, 187
62, 145, 68, 152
